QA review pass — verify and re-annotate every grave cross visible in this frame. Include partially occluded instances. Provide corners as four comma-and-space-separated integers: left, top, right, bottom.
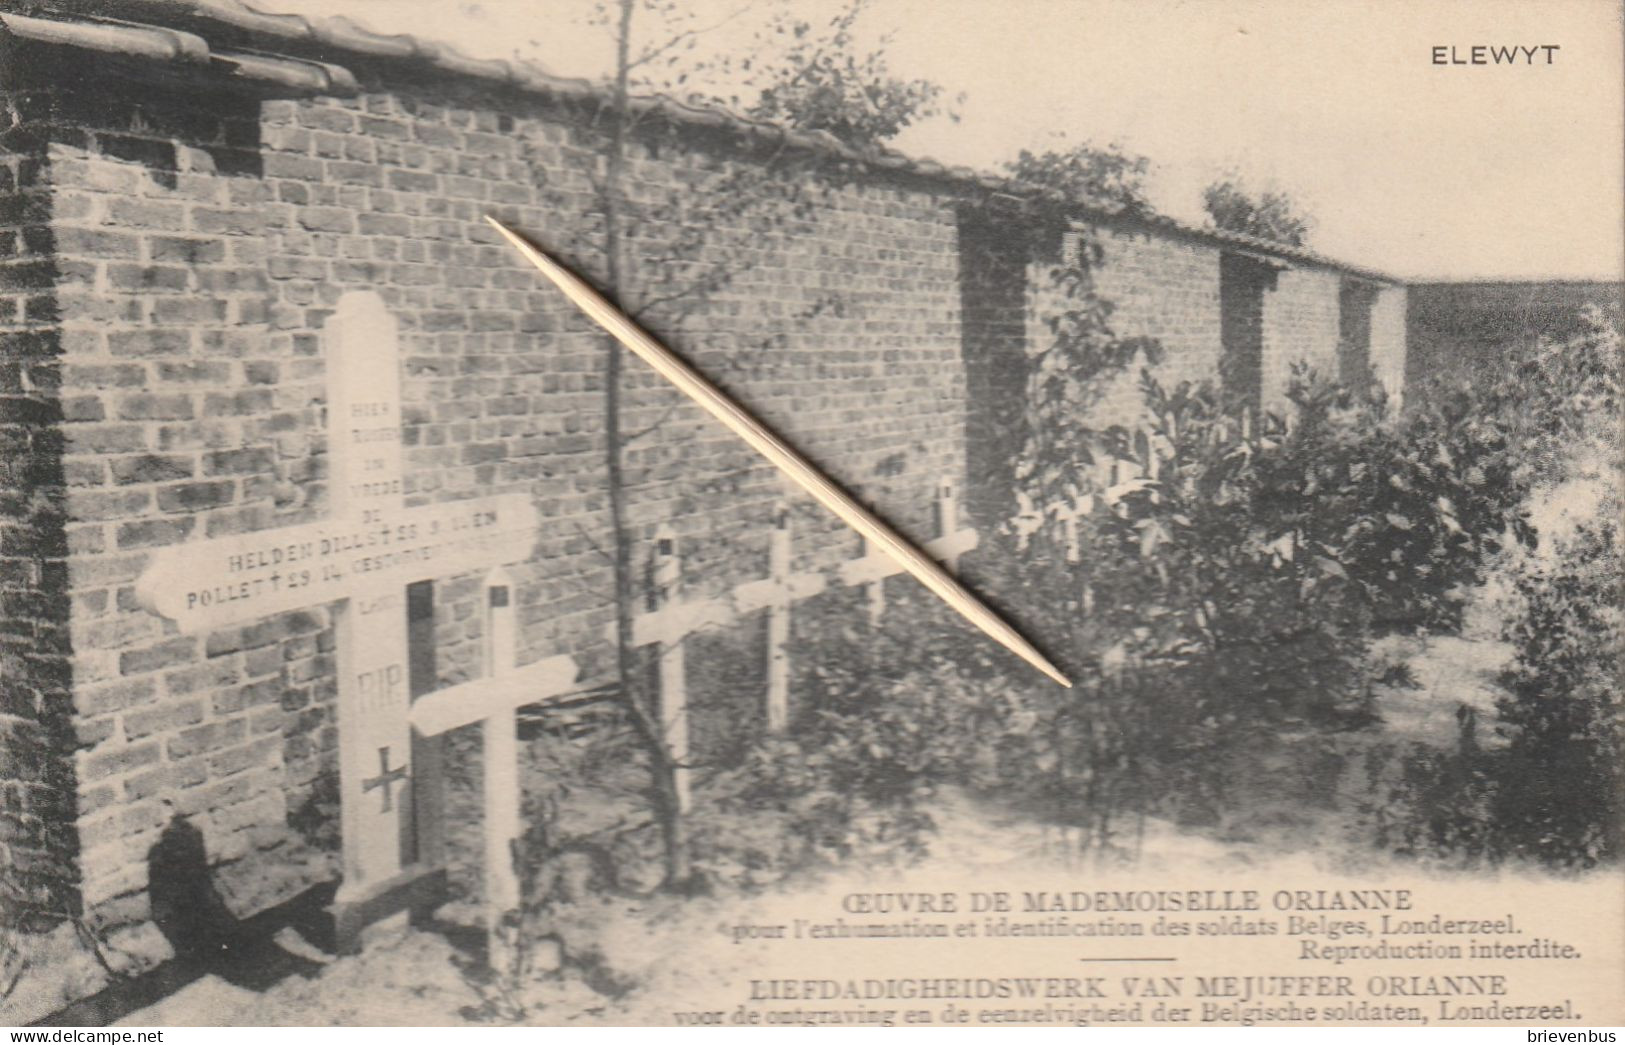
134, 292, 542, 952
838, 479, 978, 621
732, 504, 825, 732
408, 566, 581, 967
362, 747, 410, 813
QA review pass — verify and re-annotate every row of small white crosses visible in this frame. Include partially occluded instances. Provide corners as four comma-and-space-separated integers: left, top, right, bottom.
1044, 426, 1176, 563
623, 478, 977, 812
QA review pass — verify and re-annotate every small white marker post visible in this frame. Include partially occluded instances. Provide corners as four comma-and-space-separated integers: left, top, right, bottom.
862, 531, 887, 626
482, 568, 521, 965
650, 527, 690, 813
710, 504, 826, 736
935, 479, 962, 570
765, 504, 792, 733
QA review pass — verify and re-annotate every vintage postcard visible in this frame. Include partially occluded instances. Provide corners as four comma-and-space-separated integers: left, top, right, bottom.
0, 0, 1620, 1029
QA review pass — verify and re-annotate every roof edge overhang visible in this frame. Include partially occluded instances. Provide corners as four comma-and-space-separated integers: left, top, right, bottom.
1, 0, 1403, 285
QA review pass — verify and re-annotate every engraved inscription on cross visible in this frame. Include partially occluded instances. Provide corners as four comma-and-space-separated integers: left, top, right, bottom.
362, 747, 410, 813
134, 292, 541, 942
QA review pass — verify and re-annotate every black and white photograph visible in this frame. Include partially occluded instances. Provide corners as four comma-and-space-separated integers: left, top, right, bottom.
0, 0, 1620, 1029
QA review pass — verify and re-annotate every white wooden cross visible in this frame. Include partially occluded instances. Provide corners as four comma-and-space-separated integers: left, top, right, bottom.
134, 292, 542, 951
622, 479, 972, 745
648, 527, 692, 812
732, 503, 825, 732
408, 566, 579, 966
838, 478, 978, 620
622, 507, 827, 749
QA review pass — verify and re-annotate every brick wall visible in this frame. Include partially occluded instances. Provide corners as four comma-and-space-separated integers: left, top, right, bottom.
956, 206, 1027, 527
963, 216, 1368, 524
9, 62, 970, 934
0, 70, 78, 929
27, 78, 337, 926
1261, 266, 1341, 408
1082, 225, 1224, 428
1370, 285, 1407, 406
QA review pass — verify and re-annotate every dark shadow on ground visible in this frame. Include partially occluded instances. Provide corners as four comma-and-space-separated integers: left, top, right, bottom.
33, 818, 336, 1026
146, 815, 328, 992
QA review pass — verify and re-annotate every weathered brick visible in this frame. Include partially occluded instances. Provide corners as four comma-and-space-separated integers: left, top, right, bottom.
242, 644, 283, 678
107, 330, 190, 357
121, 765, 186, 802
147, 236, 226, 264
79, 784, 119, 816
155, 361, 233, 385
357, 212, 411, 237
117, 799, 168, 836
70, 489, 151, 522
80, 740, 160, 782
242, 362, 279, 385
163, 658, 243, 697
294, 207, 355, 233
65, 422, 149, 454
210, 674, 287, 716
106, 198, 185, 229
60, 395, 104, 422
106, 263, 190, 293
201, 390, 272, 416
116, 393, 194, 421
74, 716, 116, 749
206, 736, 280, 779
110, 453, 194, 485
387, 169, 439, 192
155, 479, 235, 512
325, 161, 382, 186
201, 446, 273, 475
267, 255, 328, 280
122, 699, 205, 740
296, 107, 357, 133
68, 568, 136, 615
66, 523, 103, 557
115, 516, 196, 549
118, 637, 196, 677
166, 719, 247, 762
97, 135, 175, 169
64, 363, 145, 388
190, 207, 261, 236
63, 458, 106, 486
151, 297, 228, 324
54, 227, 141, 258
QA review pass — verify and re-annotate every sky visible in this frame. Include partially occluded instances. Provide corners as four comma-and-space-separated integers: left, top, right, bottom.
266, 0, 1624, 282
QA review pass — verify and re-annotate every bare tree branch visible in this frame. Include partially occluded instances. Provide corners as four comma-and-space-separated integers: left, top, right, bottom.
626, 1, 763, 72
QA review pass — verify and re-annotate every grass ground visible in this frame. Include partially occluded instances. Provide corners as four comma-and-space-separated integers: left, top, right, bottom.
99, 469, 1619, 1027
109, 621, 1529, 1028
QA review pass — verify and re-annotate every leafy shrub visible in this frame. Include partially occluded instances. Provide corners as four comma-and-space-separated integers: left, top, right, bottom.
744, 1, 955, 147
685, 589, 1006, 888
1469, 304, 1621, 483
1361, 516, 1621, 871
1491, 518, 1622, 866
1008, 143, 1153, 212
1360, 737, 1498, 868
1276, 372, 1534, 632
982, 340, 1542, 851
1357, 312, 1621, 870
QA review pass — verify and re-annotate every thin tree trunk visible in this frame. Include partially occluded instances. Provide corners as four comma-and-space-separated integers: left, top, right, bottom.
602, 0, 692, 890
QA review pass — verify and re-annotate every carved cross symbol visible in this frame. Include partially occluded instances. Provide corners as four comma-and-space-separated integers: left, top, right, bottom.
361, 746, 409, 813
